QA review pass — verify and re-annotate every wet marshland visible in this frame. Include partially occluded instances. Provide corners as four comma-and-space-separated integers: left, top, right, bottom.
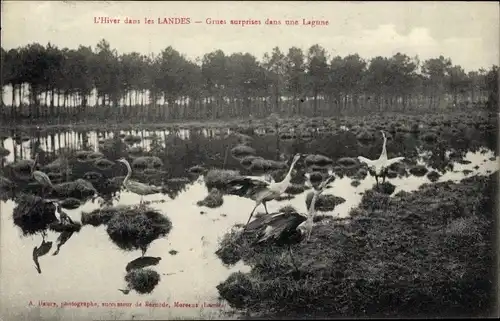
0, 111, 498, 320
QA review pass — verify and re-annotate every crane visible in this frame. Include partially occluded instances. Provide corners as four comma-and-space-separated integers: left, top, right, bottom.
244, 169, 335, 272
31, 153, 54, 196
116, 158, 162, 205
225, 154, 302, 230
357, 130, 405, 185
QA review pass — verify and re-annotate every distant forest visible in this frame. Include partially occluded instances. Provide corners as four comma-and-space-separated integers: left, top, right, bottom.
1, 39, 498, 123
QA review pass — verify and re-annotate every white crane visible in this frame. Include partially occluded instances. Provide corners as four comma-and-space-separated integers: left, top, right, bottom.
117, 158, 162, 205
357, 130, 405, 185
226, 154, 302, 230
31, 153, 55, 196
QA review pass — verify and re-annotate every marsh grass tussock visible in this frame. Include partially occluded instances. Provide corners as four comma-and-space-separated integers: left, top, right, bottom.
304, 191, 346, 212
13, 194, 57, 236
124, 268, 161, 294
373, 182, 396, 195
187, 165, 207, 175
52, 179, 97, 200
231, 144, 256, 159
427, 170, 442, 182
215, 173, 497, 318
59, 197, 82, 209
240, 156, 264, 168
94, 158, 115, 170
304, 154, 334, 166
204, 169, 241, 190
284, 184, 306, 195
197, 188, 224, 208
81, 205, 128, 226
409, 165, 429, 177
106, 206, 172, 254
131, 156, 163, 170
248, 158, 287, 172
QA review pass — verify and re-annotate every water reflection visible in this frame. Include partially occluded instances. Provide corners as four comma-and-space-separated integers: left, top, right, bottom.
0, 123, 498, 320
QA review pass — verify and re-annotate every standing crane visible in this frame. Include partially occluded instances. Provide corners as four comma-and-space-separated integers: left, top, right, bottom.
357, 130, 405, 186
225, 154, 302, 230
31, 153, 55, 196
117, 158, 162, 205
244, 170, 336, 273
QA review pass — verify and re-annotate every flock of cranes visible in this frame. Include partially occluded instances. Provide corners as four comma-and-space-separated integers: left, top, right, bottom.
25, 130, 404, 273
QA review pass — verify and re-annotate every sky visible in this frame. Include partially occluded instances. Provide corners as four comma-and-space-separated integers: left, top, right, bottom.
1, 1, 499, 72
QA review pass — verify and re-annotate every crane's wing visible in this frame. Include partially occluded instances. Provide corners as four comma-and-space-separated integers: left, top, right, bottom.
357, 156, 375, 166
385, 156, 405, 167
225, 177, 270, 198
252, 212, 306, 243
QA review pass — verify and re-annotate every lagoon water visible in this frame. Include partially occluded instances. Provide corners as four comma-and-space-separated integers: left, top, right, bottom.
0, 126, 498, 320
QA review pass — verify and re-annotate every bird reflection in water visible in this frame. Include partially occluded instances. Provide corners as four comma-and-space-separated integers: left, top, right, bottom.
33, 239, 53, 274
118, 257, 163, 295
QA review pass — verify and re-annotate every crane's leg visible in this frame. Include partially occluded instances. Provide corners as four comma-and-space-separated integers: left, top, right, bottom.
375, 175, 379, 186
263, 202, 269, 215
243, 203, 260, 231
382, 174, 386, 183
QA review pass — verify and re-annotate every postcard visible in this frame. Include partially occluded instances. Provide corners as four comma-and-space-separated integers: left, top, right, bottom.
0, 1, 498, 320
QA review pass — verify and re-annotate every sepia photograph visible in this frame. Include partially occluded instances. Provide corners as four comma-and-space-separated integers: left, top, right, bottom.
0, 1, 498, 320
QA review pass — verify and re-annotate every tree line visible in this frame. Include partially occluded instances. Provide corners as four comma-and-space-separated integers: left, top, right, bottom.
1, 39, 498, 123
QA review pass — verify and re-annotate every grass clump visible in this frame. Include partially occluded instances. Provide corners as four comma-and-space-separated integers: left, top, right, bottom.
187, 165, 207, 175
59, 197, 82, 210
123, 135, 142, 144
197, 188, 224, 208
215, 173, 497, 318
284, 184, 306, 195
351, 180, 361, 187
75, 150, 104, 162
231, 144, 256, 158
409, 165, 429, 177
373, 182, 396, 195
240, 156, 264, 168
8, 159, 37, 179
94, 158, 115, 170
204, 169, 241, 190
305, 192, 346, 211
131, 156, 163, 170
248, 158, 287, 172
427, 171, 442, 182
304, 154, 333, 166
124, 268, 161, 294
52, 179, 97, 200
337, 157, 359, 168
81, 205, 126, 226
106, 206, 172, 254
13, 194, 57, 236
